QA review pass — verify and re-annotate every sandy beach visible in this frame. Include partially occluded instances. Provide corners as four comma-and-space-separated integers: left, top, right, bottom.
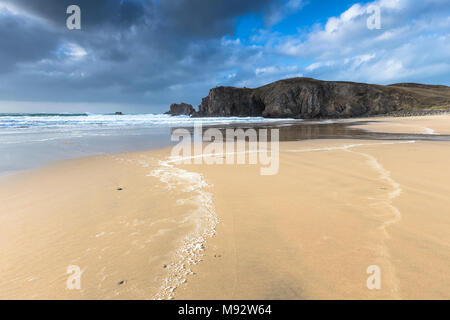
353, 114, 450, 135
1, 115, 450, 300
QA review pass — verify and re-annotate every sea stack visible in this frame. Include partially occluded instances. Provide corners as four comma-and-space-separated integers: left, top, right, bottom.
165, 103, 196, 116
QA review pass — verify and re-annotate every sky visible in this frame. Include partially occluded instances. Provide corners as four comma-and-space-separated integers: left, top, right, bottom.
0, 0, 449, 113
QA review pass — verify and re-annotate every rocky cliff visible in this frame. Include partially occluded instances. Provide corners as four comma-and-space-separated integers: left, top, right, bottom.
193, 78, 450, 119
165, 103, 196, 116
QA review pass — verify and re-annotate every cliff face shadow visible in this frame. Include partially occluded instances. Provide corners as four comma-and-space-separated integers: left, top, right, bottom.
170, 120, 450, 143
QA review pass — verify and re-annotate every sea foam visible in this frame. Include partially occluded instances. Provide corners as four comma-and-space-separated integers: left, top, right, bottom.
148, 159, 218, 300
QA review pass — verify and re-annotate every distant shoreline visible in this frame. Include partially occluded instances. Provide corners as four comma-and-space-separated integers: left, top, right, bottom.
189, 108, 450, 120
357, 109, 450, 118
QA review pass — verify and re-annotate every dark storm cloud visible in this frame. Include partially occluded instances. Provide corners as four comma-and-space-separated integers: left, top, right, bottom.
6, 0, 272, 36
4, 0, 147, 28
0, 0, 279, 110
159, 0, 274, 38
0, 10, 59, 72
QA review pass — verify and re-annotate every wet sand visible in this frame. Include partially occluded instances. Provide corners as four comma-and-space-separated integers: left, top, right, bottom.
0, 151, 216, 299
1, 115, 450, 299
175, 139, 450, 299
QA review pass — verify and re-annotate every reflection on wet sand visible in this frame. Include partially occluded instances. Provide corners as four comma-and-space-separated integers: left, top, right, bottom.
171, 120, 450, 142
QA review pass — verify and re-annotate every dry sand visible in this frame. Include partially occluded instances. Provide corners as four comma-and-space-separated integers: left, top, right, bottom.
352, 114, 450, 135
1, 116, 450, 300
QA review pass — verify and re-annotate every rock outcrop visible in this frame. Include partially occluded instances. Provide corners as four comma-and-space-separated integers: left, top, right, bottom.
165, 103, 195, 116
193, 78, 450, 119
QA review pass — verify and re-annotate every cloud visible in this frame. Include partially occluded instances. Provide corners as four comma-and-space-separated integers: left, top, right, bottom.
0, 0, 279, 110
159, 0, 274, 38
2, 0, 147, 28
264, 0, 306, 26
274, 0, 450, 84
0, 7, 60, 72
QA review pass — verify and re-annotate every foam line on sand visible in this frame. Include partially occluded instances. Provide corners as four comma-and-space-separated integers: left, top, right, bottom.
148, 159, 218, 300
285, 140, 413, 298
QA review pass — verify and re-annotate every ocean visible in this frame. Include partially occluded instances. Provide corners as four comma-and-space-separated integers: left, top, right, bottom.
0, 113, 292, 175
